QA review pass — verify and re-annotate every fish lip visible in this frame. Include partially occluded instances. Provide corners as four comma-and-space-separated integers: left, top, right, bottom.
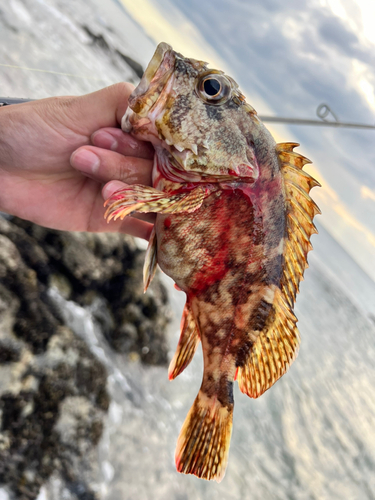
127, 42, 175, 117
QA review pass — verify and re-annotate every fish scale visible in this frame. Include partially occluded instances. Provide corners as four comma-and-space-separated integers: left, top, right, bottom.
105, 42, 320, 482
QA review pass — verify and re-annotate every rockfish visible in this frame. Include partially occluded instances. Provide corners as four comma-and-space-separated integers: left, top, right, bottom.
105, 42, 320, 482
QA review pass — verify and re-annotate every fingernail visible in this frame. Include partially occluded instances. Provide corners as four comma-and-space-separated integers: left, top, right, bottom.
102, 180, 126, 200
92, 131, 118, 151
71, 149, 100, 174
127, 138, 139, 150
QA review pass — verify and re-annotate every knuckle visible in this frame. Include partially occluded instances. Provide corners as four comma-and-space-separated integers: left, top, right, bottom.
108, 82, 134, 99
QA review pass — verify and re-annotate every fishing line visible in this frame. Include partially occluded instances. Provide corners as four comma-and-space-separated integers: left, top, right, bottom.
0, 63, 108, 82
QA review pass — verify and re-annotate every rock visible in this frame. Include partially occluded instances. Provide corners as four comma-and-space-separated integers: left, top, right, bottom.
0, 324, 108, 500
0, 216, 170, 499
9, 218, 171, 365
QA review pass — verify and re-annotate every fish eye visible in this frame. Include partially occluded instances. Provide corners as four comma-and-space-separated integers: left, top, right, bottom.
203, 78, 221, 97
197, 73, 231, 105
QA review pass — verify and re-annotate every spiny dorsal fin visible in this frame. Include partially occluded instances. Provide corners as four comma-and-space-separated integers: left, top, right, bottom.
237, 143, 320, 398
237, 288, 300, 398
168, 302, 200, 380
277, 142, 320, 306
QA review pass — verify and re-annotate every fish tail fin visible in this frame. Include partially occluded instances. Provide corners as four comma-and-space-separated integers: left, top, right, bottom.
175, 390, 233, 482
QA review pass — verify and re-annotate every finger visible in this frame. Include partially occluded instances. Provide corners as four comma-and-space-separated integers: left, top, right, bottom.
91, 128, 154, 160
84, 182, 155, 240
75, 82, 134, 130
70, 146, 153, 186
47, 83, 135, 137
94, 210, 155, 239
102, 180, 135, 201
105, 216, 155, 240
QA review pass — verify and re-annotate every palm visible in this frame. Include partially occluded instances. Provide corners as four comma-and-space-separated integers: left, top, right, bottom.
0, 84, 154, 239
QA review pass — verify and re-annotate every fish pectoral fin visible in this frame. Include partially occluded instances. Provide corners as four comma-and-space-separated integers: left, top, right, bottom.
143, 226, 158, 292
175, 390, 233, 482
104, 184, 215, 222
168, 302, 200, 380
237, 288, 300, 398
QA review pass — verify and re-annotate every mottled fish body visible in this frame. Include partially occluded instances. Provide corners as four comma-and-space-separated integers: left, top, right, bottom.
105, 43, 320, 482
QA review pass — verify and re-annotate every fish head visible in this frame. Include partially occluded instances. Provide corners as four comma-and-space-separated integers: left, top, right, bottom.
122, 42, 260, 182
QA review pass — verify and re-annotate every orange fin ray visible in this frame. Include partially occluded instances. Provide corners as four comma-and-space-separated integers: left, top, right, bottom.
175, 391, 233, 482
238, 143, 319, 398
282, 163, 321, 192
278, 143, 320, 291
143, 226, 158, 293
286, 182, 320, 222
276, 145, 312, 169
168, 303, 200, 380
104, 184, 215, 222
237, 289, 300, 398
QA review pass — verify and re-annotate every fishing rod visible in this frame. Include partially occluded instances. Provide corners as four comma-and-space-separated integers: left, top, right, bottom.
0, 97, 35, 106
2, 98, 375, 130
259, 116, 375, 130
259, 104, 375, 130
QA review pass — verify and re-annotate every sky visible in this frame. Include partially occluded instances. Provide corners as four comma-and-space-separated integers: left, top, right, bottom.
119, 0, 375, 283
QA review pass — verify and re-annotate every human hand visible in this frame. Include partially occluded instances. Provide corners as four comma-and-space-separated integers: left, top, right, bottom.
0, 83, 154, 240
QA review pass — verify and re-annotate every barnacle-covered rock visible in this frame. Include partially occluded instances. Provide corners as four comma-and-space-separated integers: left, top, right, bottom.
0, 216, 170, 499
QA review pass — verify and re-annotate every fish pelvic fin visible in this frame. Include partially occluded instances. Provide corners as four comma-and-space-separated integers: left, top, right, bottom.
143, 225, 158, 292
104, 184, 216, 222
168, 302, 200, 380
175, 390, 233, 482
237, 143, 319, 398
237, 287, 300, 398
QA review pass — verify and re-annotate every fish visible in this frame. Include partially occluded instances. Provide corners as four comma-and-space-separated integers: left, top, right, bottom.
104, 42, 320, 482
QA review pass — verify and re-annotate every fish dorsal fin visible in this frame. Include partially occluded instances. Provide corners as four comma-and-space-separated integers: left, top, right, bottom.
237, 288, 300, 398
237, 143, 320, 398
277, 142, 321, 307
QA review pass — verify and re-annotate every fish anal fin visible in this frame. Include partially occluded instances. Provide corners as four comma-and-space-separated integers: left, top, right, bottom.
143, 226, 158, 292
237, 289, 300, 398
175, 390, 233, 482
168, 302, 200, 380
104, 184, 216, 222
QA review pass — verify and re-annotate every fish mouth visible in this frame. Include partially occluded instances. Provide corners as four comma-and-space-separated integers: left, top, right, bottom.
122, 43, 175, 132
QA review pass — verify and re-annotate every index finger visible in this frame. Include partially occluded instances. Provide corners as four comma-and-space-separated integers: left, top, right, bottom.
91, 127, 154, 160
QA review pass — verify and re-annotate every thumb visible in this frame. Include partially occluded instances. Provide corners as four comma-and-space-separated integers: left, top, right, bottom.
52, 82, 135, 136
